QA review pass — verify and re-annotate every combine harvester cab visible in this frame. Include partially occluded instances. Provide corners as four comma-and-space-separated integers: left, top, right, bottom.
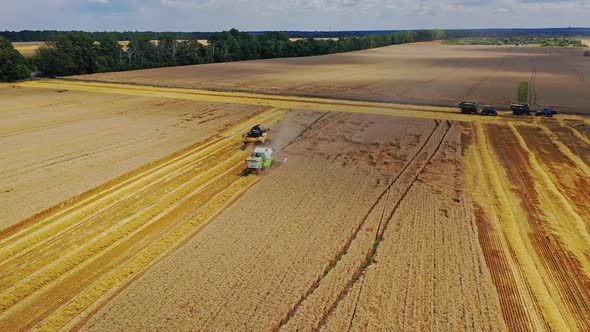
245, 147, 274, 175
459, 101, 479, 114
511, 103, 531, 115
241, 125, 270, 150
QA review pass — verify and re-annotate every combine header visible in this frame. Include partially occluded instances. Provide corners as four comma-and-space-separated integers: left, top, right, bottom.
241, 125, 270, 150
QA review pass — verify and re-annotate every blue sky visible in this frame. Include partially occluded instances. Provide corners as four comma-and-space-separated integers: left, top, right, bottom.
1, 0, 588, 31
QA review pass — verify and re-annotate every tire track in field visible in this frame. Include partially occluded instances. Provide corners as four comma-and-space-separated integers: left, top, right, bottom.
529, 58, 537, 106
461, 54, 506, 101
314, 120, 453, 330
0, 109, 284, 331
277, 119, 450, 330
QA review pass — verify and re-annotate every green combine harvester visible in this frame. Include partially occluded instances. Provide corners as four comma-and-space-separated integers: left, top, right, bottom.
245, 147, 274, 174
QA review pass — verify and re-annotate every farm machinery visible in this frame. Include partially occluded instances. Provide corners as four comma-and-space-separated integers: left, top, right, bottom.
459, 101, 497, 116
510, 103, 532, 115
245, 147, 274, 175
459, 101, 479, 114
536, 107, 557, 117
241, 125, 270, 150
481, 105, 497, 116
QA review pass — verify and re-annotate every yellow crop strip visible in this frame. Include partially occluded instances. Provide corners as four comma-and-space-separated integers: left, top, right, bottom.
35, 174, 259, 332
464, 125, 543, 331
466, 122, 568, 331
534, 124, 590, 177
509, 124, 590, 276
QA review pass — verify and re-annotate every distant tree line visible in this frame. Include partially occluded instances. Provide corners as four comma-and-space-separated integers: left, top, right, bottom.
4, 28, 590, 43
0, 30, 215, 42
1, 30, 414, 42
443, 37, 588, 47
445, 28, 590, 39
14, 28, 444, 78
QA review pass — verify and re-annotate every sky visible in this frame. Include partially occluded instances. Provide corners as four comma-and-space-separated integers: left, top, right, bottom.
1, 0, 589, 31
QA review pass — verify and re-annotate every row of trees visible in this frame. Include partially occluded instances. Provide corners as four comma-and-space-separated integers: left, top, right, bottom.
0, 30, 410, 42
1, 29, 445, 80
32, 29, 444, 76
443, 37, 587, 47
0, 37, 32, 82
0, 30, 214, 42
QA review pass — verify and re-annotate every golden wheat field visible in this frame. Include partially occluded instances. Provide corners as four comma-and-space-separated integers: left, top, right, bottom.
12, 42, 45, 57
1, 41, 589, 331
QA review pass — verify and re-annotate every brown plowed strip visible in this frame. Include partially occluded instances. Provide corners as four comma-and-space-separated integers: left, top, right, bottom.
473, 204, 538, 331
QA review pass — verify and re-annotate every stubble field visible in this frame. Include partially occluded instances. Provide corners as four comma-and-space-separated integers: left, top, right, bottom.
1, 41, 589, 331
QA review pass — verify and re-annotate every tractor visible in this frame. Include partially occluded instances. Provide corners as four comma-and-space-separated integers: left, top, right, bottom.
241, 125, 270, 150
245, 147, 274, 175
536, 107, 557, 117
480, 105, 497, 116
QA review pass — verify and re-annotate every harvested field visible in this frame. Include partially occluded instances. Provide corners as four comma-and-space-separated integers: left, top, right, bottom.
1, 70, 589, 331
80, 115, 504, 331
465, 120, 590, 331
74, 42, 590, 114
0, 84, 266, 228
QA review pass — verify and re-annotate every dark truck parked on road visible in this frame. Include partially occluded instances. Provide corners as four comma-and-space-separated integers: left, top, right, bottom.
511, 103, 531, 115
459, 101, 478, 114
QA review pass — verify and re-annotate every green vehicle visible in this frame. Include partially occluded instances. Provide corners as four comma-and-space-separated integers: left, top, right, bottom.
245, 147, 274, 174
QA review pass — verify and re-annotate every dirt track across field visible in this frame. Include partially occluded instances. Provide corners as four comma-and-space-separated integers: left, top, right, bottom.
73, 42, 590, 114
1, 72, 589, 331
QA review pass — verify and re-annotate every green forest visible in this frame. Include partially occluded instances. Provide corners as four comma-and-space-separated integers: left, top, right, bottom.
0, 37, 31, 82
443, 37, 587, 47
0, 29, 445, 81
